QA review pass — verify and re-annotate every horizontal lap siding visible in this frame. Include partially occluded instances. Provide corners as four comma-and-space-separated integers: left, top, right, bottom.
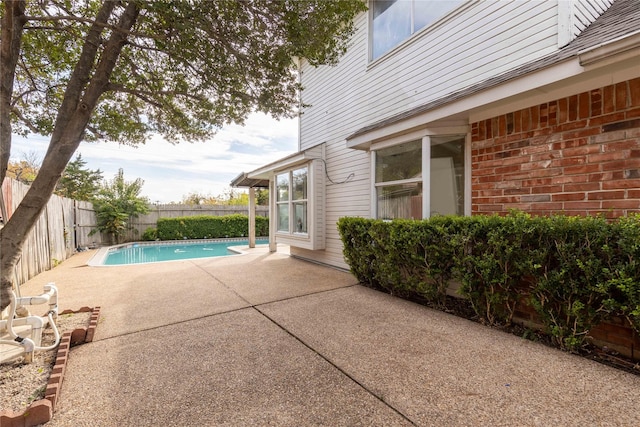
573, 0, 613, 36
293, 143, 370, 268
300, 1, 559, 151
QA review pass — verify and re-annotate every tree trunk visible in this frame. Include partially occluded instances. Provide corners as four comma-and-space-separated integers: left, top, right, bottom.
0, 0, 27, 311
0, 1, 140, 311
0, 0, 26, 185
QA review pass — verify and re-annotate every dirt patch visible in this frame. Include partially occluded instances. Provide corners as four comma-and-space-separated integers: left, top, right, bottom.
0, 311, 91, 413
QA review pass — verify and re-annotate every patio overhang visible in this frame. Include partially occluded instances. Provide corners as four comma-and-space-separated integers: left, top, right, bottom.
230, 172, 269, 189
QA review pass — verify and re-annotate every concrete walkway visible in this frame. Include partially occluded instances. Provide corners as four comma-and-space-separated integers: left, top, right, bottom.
17, 247, 640, 426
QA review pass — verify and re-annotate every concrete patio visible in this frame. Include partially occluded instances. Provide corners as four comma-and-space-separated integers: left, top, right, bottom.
15, 246, 640, 426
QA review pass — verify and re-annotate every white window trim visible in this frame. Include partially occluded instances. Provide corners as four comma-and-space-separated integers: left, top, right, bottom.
272, 159, 325, 251
372, 132, 470, 219
367, 0, 470, 65
275, 167, 309, 237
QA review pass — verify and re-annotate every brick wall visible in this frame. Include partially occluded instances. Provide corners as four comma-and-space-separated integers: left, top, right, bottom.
471, 77, 640, 218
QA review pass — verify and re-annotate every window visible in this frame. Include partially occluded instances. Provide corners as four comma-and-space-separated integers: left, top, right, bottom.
371, 0, 464, 60
374, 135, 466, 219
276, 167, 308, 234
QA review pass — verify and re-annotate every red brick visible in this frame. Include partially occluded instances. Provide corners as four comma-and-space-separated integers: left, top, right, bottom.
477, 204, 504, 212
471, 125, 480, 142
491, 117, 499, 138
499, 115, 507, 137
532, 202, 563, 210
531, 105, 540, 129
478, 120, 487, 141
531, 185, 563, 194
588, 190, 626, 200
557, 98, 568, 124
521, 194, 551, 202
521, 107, 531, 131
514, 110, 522, 133
627, 107, 640, 119
539, 103, 549, 127
603, 200, 640, 209
605, 139, 640, 151
563, 201, 602, 210
564, 164, 600, 175
591, 88, 602, 116
563, 145, 601, 157
603, 179, 640, 190
522, 178, 553, 187
568, 95, 579, 121
557, 120, 589, 133
588, 152, 628, 163
564, 182, 601, 192
25, 400, 53, 426
628, 189, 640, 198
494, 196, 521, 204
579, 92, 590, 119
553, 174, 590, 184
562, 127, 601, 140
495, 165, 522, 174
603, 85, 615, 114
589, 172, 616, 182
616, 82, 628, 110
602, 159, 640, 171
504, 187, 532, 195
504, 203, 533, 211
552, 192, 586, 201
552, 157, 586, 168
589, 112, 627, 126
630, 77, 640, 107
530, 152, 558, 163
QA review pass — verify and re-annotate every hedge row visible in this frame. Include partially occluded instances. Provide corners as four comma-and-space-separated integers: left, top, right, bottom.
338, 212, 640, 351
156, 214, 268, 240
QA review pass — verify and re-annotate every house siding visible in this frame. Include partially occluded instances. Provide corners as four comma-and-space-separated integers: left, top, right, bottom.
290, 144, 370, 269
300, 1, 565, 152
471, 77, 640, 218
573, 0, 614, 36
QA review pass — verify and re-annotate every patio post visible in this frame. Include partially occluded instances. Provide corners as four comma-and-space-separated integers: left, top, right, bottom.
269, 177, 277, 252
248, 187, 256, 248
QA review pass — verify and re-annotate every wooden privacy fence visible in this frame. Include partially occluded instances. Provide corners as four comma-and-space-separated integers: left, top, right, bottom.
1, 177, 268, 286
1, 178, 105, 287
123, 204, 269, 241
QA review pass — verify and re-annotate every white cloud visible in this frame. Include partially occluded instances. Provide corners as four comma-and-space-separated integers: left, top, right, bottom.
10, 113, 298, 203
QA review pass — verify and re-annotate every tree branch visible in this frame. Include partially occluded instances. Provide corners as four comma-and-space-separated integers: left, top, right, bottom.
10, 107, 40, 134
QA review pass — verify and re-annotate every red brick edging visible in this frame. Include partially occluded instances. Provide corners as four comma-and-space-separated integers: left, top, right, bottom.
0, 306, 101, 427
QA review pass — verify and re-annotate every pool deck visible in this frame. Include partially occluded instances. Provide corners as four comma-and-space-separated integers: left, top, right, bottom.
14, 245, 640, 426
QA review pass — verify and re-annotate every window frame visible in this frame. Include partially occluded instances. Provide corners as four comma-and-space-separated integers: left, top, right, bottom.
371, 132, 470, 219
275, 166, 309, 237
368, 0, 465, 62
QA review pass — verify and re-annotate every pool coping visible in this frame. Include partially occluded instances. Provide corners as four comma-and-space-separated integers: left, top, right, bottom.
87, 238, 270, 267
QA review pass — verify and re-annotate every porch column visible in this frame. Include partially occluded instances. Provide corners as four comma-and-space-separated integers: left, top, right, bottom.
269, 177, 277, 252
248, 187, 256, 248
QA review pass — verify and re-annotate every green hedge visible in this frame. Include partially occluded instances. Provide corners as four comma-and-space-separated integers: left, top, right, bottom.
157, 214, 268, 240
338, 212, 640, 351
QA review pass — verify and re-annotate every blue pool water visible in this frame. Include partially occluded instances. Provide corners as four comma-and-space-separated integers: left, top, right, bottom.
103, 239, 268, 265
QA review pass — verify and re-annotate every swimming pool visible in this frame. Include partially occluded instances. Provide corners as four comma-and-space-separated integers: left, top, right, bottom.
90, 239, 269, 266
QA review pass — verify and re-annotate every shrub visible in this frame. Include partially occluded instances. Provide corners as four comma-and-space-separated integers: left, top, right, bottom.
141, 227, 157, 241
156, 214, 268, 240
338, 213, 640, 353
529, 215, 616, 351
454, 212, 544, 326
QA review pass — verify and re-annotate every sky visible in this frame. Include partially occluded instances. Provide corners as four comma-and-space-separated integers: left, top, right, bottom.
10, 113, 299, 203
